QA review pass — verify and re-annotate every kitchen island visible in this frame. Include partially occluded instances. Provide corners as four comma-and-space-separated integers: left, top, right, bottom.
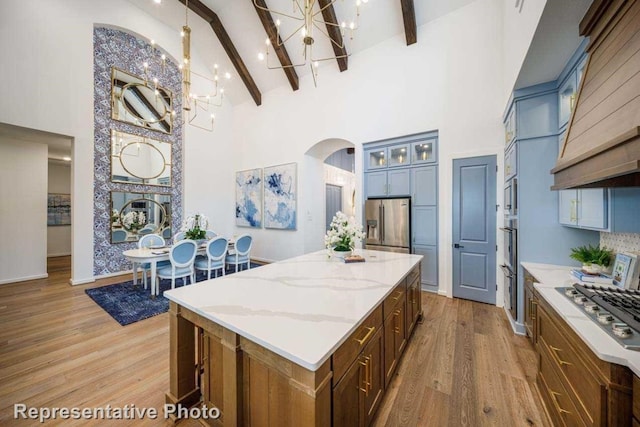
164, 249, 423, 426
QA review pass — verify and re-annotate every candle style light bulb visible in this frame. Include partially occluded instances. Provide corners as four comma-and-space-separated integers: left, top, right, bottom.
224, 72, 231, 79
258, 52, 265, 61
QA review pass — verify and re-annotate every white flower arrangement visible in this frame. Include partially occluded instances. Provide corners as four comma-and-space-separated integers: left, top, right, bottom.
324, 211, 365, 252
122, 211, 146, 231
182, 213, 209, 240
111, 209, 121, 225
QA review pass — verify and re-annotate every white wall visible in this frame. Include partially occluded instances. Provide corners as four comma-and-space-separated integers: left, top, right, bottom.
230, 0, 506, 298
47, 162, 71, 257
502, 0, 547, 104
0, 138, 48, 284
0, 0, 233, 283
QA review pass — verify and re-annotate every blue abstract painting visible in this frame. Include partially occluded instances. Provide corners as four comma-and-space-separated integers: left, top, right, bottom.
264, 163, 297, 230
236, 169, 263, 228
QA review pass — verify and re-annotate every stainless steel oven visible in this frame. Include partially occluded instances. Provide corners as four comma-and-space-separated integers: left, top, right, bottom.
500, 218, 518, 319
504, 177, 518, 217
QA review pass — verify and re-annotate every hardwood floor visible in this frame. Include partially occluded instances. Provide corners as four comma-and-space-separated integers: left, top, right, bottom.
0, 258, 549, 426
374, 293, 550, 427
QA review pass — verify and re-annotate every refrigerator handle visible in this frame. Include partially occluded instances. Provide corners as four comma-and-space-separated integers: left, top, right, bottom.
381, 204, 385, 243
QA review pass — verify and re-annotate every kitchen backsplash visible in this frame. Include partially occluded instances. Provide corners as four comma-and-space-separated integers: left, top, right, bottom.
600, 232, 640, 254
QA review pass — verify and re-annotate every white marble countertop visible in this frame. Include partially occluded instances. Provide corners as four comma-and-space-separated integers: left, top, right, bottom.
164, 249, 422, 371
520, 262, 576, 288
522, 262, 640, 377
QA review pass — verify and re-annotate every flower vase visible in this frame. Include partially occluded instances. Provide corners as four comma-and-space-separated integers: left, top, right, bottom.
332, 248, 353, 259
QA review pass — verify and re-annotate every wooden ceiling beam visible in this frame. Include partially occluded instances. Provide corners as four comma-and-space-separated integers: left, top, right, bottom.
400, 0, 417, 46
178, 0, 262, 106
252, 0, 300, 91
317, 0, 348, 72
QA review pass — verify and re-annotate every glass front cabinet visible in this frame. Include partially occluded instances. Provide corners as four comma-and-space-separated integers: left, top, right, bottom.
363, 132, 439, 292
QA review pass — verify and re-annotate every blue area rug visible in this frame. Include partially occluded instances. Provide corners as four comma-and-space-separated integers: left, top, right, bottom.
85, 263, 261, 326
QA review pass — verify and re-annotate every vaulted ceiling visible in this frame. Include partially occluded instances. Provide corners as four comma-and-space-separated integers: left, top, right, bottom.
128, 0, 477, 106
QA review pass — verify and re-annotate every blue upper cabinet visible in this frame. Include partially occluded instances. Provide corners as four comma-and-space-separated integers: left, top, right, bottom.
388, 144, 411, 168
411, 139, 437, 165
365, 148, 387, 170
559, 70, 577, 129
504, 143, 517, 182
411, 166, 437, 206
504, 106, 516, 146
559, 188, 640, 232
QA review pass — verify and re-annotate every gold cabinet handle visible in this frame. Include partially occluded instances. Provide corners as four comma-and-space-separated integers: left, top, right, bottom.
570, 199, 578, 222
392, 290, 403, 301
550, 390, 572, 414
549, 345, 572, 366
358, 357, 369, 395
393, 309, 401, 334
367, 354, 373, 391
354, 326, 376, 346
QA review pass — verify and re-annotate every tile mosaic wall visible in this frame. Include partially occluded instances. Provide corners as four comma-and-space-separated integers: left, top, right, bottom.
93, 27, 183, 275
600, 232, 640, 255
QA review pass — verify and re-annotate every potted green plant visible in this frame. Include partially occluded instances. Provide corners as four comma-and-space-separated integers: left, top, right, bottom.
182, 213, 209, 242
569, 244, 613, 274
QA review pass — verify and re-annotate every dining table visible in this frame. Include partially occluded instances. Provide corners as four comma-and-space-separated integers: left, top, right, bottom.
122, 237, 236, 297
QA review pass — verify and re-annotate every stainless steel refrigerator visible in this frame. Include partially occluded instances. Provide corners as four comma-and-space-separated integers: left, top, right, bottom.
364, 198, 411, 253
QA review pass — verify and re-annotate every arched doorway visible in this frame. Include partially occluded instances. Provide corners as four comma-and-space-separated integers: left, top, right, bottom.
303, 138, 357, 254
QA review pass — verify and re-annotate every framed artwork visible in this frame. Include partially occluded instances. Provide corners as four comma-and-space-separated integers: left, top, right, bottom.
47, 194, 71, 226
264, 162, 297, 230
235, 168, 263, 228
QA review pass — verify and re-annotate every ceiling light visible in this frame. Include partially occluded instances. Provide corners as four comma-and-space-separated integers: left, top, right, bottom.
255, 0, 369, 87
153, 0, 161, 4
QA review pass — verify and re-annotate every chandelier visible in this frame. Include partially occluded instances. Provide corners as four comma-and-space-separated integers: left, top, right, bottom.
145, 0, 231, 132
255, 0, 369, 86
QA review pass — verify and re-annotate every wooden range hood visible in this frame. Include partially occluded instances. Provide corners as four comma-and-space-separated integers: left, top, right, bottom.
551, 0, 640, 190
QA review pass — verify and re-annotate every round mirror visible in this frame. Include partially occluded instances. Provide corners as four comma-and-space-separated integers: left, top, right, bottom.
119, 141, 167, 180
120, 82, 169, 124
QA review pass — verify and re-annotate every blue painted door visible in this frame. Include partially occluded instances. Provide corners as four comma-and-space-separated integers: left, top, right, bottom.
452, 156, 497, 304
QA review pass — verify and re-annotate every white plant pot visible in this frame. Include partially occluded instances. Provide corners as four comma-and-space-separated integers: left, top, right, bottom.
582, 263, 603, 274
332, 248, 353, 259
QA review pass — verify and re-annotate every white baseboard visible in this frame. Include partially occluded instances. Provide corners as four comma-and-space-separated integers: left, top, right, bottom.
437, 289, 448, 297
71, 270, 132, 286
504, 307, 526, 335
48, 252, 71, 258
69, 277, 96, 286
0, 273, 48, 285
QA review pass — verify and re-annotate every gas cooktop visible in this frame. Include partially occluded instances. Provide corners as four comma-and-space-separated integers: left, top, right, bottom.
558, 283, 640, 351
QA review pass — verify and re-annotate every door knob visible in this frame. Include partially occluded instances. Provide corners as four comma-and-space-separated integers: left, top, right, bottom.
454, 243, 464, 248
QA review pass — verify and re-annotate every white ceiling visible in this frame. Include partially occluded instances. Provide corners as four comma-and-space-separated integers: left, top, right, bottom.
515, 0, 593, 90
128, 0, 477, 105
0, 122, 72, 162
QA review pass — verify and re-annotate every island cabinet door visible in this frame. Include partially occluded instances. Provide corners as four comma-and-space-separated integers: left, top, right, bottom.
334, 327, 385, 427
363, 327, 385, 427
384, 293, 407, 388
406, 270, 421, 336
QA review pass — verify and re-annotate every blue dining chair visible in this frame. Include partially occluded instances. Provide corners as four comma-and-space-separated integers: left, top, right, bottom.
173, 231, 186, 243
112, 229, 127, 243
156, 239, 198, 294
225, 234, 252, 273
205, 230, 217, 240
137, 233, 170, 289
195, 237, 229, 280
162, 227, 172, 239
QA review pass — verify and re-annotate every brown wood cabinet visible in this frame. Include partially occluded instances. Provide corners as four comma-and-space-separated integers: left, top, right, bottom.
523, 268, 538, 346
333, 327, 384, 427
406, 270, 422, 337
383, 285, 406, 388
536, 293, 633, 427
168, 263, 422, 427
